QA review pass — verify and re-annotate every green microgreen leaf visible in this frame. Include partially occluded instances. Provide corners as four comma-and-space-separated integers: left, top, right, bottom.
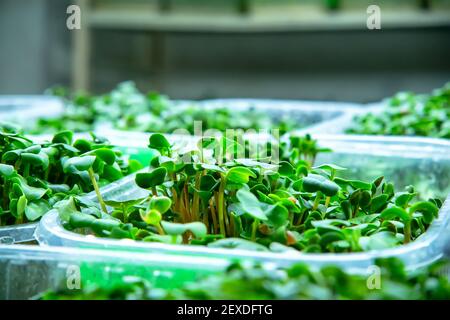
236, 188, 267, 221
302, 174, 340, 197
135, 167, 167, 189
161, 221, 207, 239
226, 166, 257, 185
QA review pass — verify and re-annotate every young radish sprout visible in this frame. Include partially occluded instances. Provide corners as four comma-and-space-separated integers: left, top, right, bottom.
60, 133, 442, 253
347, 83, 450, 138
0, 128, 142, 226
33, 81, 300, 135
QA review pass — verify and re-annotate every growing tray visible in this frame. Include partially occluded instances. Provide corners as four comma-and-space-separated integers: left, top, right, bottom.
296, 102, 386, 135
187, 98, 363, 132
0, 132, 158, 244
0, 95, 64, 124
0, 244, 229, 300
35, 134, 450, 271
98, 98, 364, 138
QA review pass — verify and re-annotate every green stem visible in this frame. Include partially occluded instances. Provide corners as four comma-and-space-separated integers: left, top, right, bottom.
404, 220, 411, 244
122, 204, 127, 223
14, 159, 21, 171
15, 215, 23, 225
352, 206, 359, 219
156, 223, 165, 235
178, 192, 188, 222
54, 171, 61, 184
183, 183, 191, 222
88, 168, 107, 213
251, 219, 259, 242
2, 180, 8, 210
325, 196, 331, 208
202, 201, 210, 232
192, 172, 202, 221
297, 210, 306, 226
44, 164, 50, 182
152, 187, 158, 196
288, 212, 294, 227
23, 163, 30, 178
312, 192, 322, 211
172, 187, 179, 212
258, 168, 264, 183
330, 170, 336, 181
217, 175, 226, 236
210, 198, 219, 234
229, 213, 236, 237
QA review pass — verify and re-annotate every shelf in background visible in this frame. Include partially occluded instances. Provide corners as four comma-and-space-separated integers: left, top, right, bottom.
86, 8, 450, 32
72, 0, 450, 92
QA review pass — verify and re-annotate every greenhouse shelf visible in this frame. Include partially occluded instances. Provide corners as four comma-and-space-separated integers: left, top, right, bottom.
0, 132, 156, 244
0, 95, 64, 123
0, 244, 230, 300
35, 134, 450, 272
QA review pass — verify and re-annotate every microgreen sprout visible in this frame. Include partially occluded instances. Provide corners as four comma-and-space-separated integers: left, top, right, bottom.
61, 133, 442, 253
33, 82, 302, 135
0, 128, 142, 225
347, 83, 450, 138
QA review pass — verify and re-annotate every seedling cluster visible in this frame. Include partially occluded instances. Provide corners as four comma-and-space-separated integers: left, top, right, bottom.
2, 81, 448, 301
0, 129, 142, 226
348, 83, 450, 138
33, 82, 297, 135
60, 133, 441, 253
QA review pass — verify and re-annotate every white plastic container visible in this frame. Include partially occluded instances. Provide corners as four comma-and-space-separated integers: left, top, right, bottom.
188, 98, 363, 131
0, 95, 64, 123
295, 102, 384, 135
0, 132, 155, 244
35, 134, 450, 272
0, 244, 230, 300
100, 98, 364, 139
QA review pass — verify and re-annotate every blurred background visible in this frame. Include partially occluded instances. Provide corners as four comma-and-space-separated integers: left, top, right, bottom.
0, 0, 449, 102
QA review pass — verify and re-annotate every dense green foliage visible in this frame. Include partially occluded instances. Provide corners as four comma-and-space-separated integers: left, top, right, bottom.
60, 133, 441, 253
0, 129, 142, 225
32, 82, 297, 135
38, 258, 450, 300
347, 83, 450, 138
3, 81, 448, 301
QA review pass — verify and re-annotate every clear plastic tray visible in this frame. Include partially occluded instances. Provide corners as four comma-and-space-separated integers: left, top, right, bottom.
187, 98, 363, 131
297, 102, 386, 135
0, 244, 230, 300
35, 134, 450, 272
97, 99, 363, 138
0, 132, 156, 244
0, 223, 37, 244
0, 95, 64, 123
